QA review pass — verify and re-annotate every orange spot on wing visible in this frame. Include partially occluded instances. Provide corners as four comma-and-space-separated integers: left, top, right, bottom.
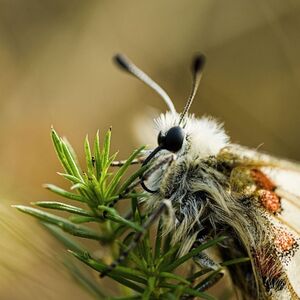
274, 229, 296, 253
258, 190, 281, 213
251, 169, 276, 191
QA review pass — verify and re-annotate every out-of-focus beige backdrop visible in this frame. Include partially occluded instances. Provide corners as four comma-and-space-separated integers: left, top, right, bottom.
0, 1, 300, 299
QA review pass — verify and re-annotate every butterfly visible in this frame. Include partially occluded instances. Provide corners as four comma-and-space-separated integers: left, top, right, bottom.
108, 53, 300, 299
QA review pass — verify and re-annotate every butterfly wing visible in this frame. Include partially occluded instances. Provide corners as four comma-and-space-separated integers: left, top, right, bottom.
222, 143, 300, 231
221, 144, 300, 172
263, 168, 300, 299
264, 168, 300, 232
220, 144, 300, 299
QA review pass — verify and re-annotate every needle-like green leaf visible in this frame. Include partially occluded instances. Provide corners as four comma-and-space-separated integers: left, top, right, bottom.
160, 283, 216, 300
57, 172, 85, 185
93, 130, 102, 180
106, 146, 145, 198
44, 184, 85, 202
84, 135, 94, 176
33, 201, 94, 217
60, 139, 83, 180
51, 128, 73, 175
13, 205, 108, 241
162, 236, 227, 272
159, 272, 190, 284
117, 163, 148, 196
101, 128, 112, 169
42, 223, 86, 255
69, 250, 145, 293
98, 205, 143, 232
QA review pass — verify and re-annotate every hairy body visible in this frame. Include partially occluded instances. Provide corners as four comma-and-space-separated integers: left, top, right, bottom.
144, 112, 300, 299
111, 53, 300, 299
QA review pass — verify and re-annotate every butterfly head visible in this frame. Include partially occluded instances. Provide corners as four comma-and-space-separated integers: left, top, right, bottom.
113, 52, 229, 192
154, 111, 229, 159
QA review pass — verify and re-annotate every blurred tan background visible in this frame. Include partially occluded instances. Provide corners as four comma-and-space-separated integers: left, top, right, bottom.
0, 0, 300, 299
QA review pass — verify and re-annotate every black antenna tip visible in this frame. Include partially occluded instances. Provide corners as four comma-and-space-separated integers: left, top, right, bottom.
113, 54, 131, 71
192, 54, 206, 74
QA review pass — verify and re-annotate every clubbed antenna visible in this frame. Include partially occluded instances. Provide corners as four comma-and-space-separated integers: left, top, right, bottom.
179, 54, 206, 125
113, 54, 176, 114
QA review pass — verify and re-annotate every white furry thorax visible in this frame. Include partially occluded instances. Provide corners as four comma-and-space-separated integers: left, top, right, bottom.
154, 112, 230, 159
142, 112, 231, 255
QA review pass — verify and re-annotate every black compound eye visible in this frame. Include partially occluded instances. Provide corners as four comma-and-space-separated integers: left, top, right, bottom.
159, 126, 185, 152
157, 131, 165, 146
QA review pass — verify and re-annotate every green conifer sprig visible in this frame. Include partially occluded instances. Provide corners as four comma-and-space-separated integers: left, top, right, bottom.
14, 128, 249, 299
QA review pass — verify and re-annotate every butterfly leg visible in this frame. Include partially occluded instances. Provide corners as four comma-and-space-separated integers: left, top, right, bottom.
110, 157, 144, 167
180, 241, 223, 299
193, 251, 221, 271
100, 200, 167, 278
110, 150, 153, 167
103, 154, 175, 218
181, 271, 224, 300
195, 271, 224, 291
